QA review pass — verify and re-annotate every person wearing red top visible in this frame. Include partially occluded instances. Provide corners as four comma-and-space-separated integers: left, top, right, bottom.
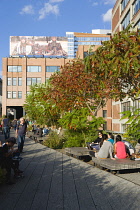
114, 135, 127, 159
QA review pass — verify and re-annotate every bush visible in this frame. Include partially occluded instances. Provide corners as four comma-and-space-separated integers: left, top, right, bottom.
63, 130, 85, 147
58, 108, 105, 148
43, 131, 66, 149
62, 128, 100, 148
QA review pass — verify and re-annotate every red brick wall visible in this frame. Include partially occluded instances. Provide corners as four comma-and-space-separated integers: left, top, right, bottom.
112, 6, 120, 32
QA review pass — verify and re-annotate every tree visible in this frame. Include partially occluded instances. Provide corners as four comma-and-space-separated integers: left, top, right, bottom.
58, 108, 105, 147
24, 83, 60, 126
49, 59, 102, 115
90, 25, 140, 102
121, 107, 140, 142
49, 26, 140, 116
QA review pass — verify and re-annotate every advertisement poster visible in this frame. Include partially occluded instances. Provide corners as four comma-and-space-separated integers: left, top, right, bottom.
10, 36, 68, 57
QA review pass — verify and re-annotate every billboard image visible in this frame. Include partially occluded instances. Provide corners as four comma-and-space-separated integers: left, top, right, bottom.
10, 36, 68, 57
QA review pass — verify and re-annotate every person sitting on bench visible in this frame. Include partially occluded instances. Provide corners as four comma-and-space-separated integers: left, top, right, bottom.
87, 131, 103, 151
1, 137, 23, 184
114, 135, 128, 159
97, 134, 115, 159
33, 125, 43, 143
135, 138, 140, 154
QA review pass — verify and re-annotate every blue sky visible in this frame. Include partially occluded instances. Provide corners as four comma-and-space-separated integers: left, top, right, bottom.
0, 0, 116, 77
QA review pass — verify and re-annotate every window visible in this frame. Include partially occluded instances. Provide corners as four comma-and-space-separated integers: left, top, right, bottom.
27, 78, 41, 86
7, 78, 12, 86
32, 78, 36, 84
27, 78, 31, 86
133, 0, 140, 15
37, 78, 41, 84
7, 91, 22, 99
121, 0, 130, 12
12, 91, 16, 99
133, 98, 140, 109
12, 78, 17, 86
7, 91, 11, 98
121, 101, 131, 113
103, 122, 107, 131
46, 66, 60, 72
121, 11, 130, 30
8, 66, 22, 72
18, 78, 22, 86
103, 110, 107, 118
122, 124, 129, 132
18, 91, 22, 99
27, 66, 41, 72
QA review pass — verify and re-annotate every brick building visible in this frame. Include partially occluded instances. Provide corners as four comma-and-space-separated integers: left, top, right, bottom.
2, 31, 111, 121
112, 0, 140, 34
111, 0, 140, 132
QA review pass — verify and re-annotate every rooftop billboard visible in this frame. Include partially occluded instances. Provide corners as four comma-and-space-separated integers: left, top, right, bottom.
10, 36, 68, 57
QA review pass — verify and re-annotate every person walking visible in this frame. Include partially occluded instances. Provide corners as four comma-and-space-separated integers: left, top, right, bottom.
2, 115, 10, 140
16, 117, 27, 153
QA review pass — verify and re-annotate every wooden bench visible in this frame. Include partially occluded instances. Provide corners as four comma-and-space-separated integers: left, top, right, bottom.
91, 156, 140, 173
65, 147, 92, 162
32, 135, 47, 144
26, 131, 46, 144
26, 131, 34, 139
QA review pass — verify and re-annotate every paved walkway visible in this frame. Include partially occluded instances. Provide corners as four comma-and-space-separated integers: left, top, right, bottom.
0, 131, 140, 210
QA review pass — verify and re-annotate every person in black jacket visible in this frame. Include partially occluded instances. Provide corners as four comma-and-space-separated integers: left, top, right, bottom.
87, 132, 103, 151
2, 115, 10, 140
16, 118, 27, 153
1, 137, 23, 184
33, 125, 43, 143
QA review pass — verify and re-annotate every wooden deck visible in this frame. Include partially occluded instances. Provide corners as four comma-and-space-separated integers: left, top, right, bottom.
65, 147, 92, 161
0, 132, 140, 209
91, 156, 140, 172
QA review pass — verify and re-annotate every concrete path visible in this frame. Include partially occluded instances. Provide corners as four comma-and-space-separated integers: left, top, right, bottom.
0, 131, 140, 210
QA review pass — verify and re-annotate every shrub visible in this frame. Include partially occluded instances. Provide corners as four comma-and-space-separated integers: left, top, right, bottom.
63, 130, 85, 147
43, 131, 66, 149
58, 108, 105, 147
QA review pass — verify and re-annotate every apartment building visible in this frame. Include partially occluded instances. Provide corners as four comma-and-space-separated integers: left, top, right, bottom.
112, 0, 140, 34
2, 31, 111, 121
111, 0, 140, 132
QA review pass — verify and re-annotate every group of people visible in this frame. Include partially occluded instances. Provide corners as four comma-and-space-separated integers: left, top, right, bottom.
0, 117, 27, 184
88, 132, 134, 160
1, 116, 27, 153
32, 124, 61, 137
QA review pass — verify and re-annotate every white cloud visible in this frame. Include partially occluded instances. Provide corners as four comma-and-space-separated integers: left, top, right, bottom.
92, 2, 98, 6
104, 0, 116, 5
49, 0, 64, 3
20, 5, 34, 15
38, 3, 59, 20
102, 8, 112, 22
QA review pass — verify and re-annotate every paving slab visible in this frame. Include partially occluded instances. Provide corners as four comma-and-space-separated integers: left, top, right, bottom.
0, 130, 140, 210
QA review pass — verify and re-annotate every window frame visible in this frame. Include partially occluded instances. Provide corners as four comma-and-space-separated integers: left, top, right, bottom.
27, 66, 41, 72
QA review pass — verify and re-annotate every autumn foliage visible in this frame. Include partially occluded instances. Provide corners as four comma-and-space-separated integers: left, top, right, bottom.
49, 26, 140, 115
24, 26, 140, 124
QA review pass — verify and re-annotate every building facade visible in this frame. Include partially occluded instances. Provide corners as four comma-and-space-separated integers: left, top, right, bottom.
112, 0, 140, 34
2, 31, 111, 121
111, 0, 140, 133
